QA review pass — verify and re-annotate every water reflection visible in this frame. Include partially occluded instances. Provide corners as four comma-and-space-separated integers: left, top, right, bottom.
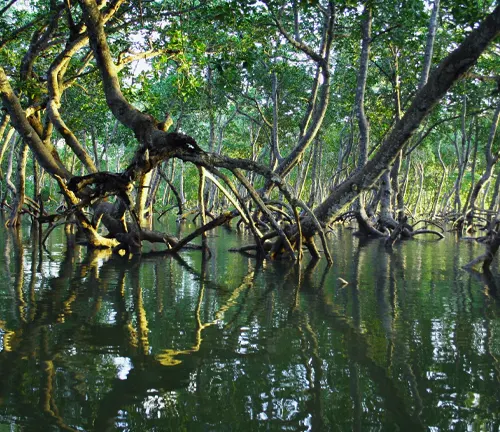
0, 222, 499, 431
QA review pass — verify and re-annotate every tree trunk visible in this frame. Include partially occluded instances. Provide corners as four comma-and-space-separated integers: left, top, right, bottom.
419, 0, 441, 88
262, 1, 335, 189
392, 0, 440, 221
135, 171, 153, 228
431, 144, 447, 218
467, 102, 500, 223
0, 113, 8, 139
4, 135, 18, 202
488, 171, 500, 218
271, 71, 282, 165
0, 127, 15, 177
379, 171, 394, 229
353, 5, 374, 232
179, 161, 186, 209
389, 45, 404, 221
145, 167, 161, 218
454, 98, 472, 214
413, 162, 425, 216
307, 137, 321, 207
7, 141, 28, 226
354, 6, 372, 171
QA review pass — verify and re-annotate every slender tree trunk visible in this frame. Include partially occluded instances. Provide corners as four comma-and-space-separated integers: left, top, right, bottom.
297, 147, 314, 201
4, 135, 18, 203
354, 6, 372, 171
390, 46, 404, 221
135, 171, 153, 228
207, 111, 236, 210
467, 102, 500, 223
413, 162, 425, 216
198, 166, 208, 248
271, 71, 282, 166
32, 155, 42, 215
0, 113, 10, 144
207, 64, 215, 153
431, 144, 447, 218
453, 104, 470, 214
391, 0, 441, 222
262, 2, 335, 190
7, 141, 28, 226
488, 171, 500, 218
0, 127, 15, 176
419, 0, 441, 88
145, 167, 161, 218
307, 137, 321, 207
179, 161, 186, 208
401, 156, 411, 209
353, 6, 374, 234
480, 179, 490, 212
163, 159, 174, 205
91, 126, 99, 168
462, 119, 479, 228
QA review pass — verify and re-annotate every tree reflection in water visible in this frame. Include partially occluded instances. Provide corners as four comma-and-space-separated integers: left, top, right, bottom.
0, 223, 499, 431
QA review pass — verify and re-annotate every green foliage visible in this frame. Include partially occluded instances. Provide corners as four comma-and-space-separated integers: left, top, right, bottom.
0, 0, 498, 209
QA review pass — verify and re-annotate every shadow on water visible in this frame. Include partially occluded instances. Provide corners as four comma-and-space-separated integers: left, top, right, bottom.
0, 222, 499, 431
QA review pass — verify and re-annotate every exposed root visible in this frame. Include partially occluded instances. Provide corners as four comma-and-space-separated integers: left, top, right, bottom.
304, 237, 321, 260
463, 230, 500, 271
42, 220, 78, 247
410, 229, 445, 239
167, 212, 235, 254
354, 209, 386, 238
232, 169, 296, 259
413, 219, 444, 232
54, 175, 119, 249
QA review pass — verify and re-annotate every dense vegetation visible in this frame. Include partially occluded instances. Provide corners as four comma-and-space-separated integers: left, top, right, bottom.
0, 0, 499, 268
1, 2, 500, 430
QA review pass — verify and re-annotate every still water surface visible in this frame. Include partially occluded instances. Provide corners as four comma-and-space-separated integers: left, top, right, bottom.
0, 220, 499, 431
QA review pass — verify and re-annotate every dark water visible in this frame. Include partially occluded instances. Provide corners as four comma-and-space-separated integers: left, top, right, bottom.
0, 219, 499, 431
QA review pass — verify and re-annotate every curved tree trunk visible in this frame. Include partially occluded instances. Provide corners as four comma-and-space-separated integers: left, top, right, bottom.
262, 1, 335, 191
353, 5, 374, 233
0, 67, 70, 179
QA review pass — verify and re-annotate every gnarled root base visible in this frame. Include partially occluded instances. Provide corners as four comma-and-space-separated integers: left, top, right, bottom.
353, 209, 445, 247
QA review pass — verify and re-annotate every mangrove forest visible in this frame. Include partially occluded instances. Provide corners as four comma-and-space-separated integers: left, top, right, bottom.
0, 0, 499, 430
